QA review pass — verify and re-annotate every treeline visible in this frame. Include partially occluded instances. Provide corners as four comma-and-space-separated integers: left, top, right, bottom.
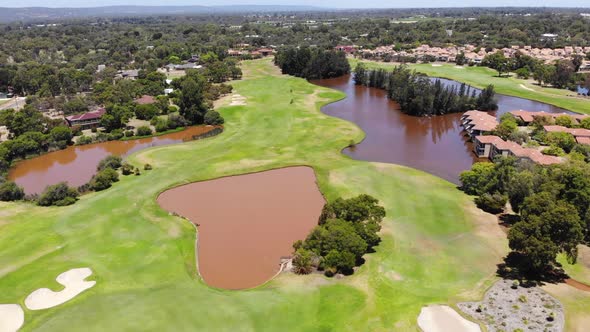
292, 195, 385, 276
482, 51, 588, 91
274, 47, 350, 80
460, 158, 590, 278
354, 63, 498, 116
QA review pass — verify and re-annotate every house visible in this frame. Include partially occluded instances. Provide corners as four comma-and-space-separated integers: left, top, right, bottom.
544, 125, 590, 138
134, 95, 156, 105
256, 48, 274, 56
117, 70, 139, 80
334, 45, 357, 55
65, 109, 106, 129
461, 110, 498, 138
473, 135, 561, 165
510, 110, 589, 125
164, 88, 174, 95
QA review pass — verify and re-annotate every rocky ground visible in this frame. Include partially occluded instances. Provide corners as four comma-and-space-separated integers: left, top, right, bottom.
458, 279, 564, 332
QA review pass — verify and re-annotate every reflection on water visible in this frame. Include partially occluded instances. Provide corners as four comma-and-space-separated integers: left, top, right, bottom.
313, 75, 570, 183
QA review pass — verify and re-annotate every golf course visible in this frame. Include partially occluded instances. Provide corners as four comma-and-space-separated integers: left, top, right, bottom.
349, 58, 590, 115
1, 58, 589, 331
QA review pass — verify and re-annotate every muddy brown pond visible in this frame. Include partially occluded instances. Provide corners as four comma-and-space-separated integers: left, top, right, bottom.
157, 167, 325, 290
9, 126, 218, 195
313, 75, 570, 183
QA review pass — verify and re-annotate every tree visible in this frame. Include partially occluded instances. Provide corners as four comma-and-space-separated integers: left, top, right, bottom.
552, 60, 575, 89
507, 171, 534, 213
97, 155, 122, 171
455, 52, 466, 66
323, 250, 356, 275
515, 68, 530, 79
135, 104, 159, 120
50, 126, 73, 144
177, 75, 209, 125
459, 162, 496, 196
204, 110, 224, 125
90, 168, 119, 191
37, 182, 79, 206
292, 248, 314, 274
353, 63, 367, 85
493, 116, 518, 140
0, 181, 25, 201
533, 64, 555, 87
546, 132, 576, 153
474, 193, 507, 214
482, 51, 510, 77
554, 115, 574, 128
136, 126, 153, 136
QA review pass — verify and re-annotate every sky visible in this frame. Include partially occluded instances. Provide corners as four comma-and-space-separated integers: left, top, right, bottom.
0, 0, 588, 9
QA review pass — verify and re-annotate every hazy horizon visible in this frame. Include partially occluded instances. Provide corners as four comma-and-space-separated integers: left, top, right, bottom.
1, 0, 589, 9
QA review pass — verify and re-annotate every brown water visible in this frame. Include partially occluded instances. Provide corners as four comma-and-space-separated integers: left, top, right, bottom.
157, 167, 325, 290
313, 75, 570, 183
9, 126, 218, 195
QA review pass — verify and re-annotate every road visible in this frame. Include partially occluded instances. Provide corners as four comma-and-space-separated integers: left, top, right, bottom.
0, 97, 26, 111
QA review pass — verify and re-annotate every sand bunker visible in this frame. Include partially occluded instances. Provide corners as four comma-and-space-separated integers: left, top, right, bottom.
454, 66, 465, 69
229, 94, 247, 106
431, 64, 443, 67
418, 305, 481, 332
24, 268, 96, 310
520, 84, 535, 92
0, 304, 24, 332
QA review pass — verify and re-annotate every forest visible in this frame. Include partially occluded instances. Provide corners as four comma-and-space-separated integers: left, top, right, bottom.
354, 63, 497, 116
274, 47, 350, 79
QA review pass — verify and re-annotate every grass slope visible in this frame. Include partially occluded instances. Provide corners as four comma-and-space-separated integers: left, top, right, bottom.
1, 58, 510, 331
349, 59, 590, 115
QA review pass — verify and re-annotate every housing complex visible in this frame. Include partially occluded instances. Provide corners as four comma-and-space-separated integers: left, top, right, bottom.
461, 110, 590, 166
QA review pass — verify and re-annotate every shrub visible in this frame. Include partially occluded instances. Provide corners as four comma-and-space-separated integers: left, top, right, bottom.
0, 181, 25, 201
204, 110, 224, 125
554, 115, 574, 128
144, 163, 152, 170
124, 130, 134, 137
292, 248, 314, 274
95, 132, 110, 142
91, 127, 98, 133
515, 68, 530, 79
322, 250, 356, 275
155, 121, 169, 133
90, 168, 119, 191
50, 126, 73, 143
474, 193, 507, 214
37, 182, 79, 206
109, 129, 124, 140
134, 167, 141, 176
97, 155, 122, 171
136, 126, 153, 136
546, 132, 576, 152
542, 145, 565, 156
135, 104, 159, 120
77, 135, 93, 145
167, 113, 189, 129
121, 163, 134, 175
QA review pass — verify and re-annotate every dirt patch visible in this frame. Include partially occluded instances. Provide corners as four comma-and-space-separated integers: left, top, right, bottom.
0, 304, 24, 332
458, 279, 564, 332
565, 279, 590, 292
418, 305, 481, 332
157, 166, 325, 290
25, 268, 96, 310
229, 94, 247, 106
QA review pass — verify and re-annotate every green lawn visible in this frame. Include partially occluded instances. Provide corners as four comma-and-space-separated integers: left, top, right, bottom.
349, 59, 590, 115
0, 57, 546, 331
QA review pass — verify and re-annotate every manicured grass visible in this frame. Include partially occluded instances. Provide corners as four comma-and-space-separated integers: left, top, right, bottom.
0, 58, 518, 331
349, 59, 590, 115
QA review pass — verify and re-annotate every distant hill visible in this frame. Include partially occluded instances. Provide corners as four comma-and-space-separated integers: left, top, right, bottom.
0, 5, 328, 23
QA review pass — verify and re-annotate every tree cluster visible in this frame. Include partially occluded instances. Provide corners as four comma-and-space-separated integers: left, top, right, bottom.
460, 158, 590, 275
274, 47, 350, 80
292, 194, 385, 276
354, 63, 498, 116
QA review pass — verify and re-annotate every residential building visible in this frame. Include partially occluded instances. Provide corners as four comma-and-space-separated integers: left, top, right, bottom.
65, 109, 106, 129
460, 110, 498, 138
473, 135, 561, 165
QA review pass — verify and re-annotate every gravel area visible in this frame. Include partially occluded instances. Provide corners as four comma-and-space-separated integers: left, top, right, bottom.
458, 279, 564, 332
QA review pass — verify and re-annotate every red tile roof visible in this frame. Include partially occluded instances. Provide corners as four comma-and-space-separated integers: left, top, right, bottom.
462, 110, 498, 132
576, 137, 590, 145
474, 135, 561, 165
65, 108, 106, 122
134, 95, 156, 105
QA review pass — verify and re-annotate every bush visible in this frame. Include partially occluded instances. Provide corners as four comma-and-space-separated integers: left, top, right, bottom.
37, 182, 79, 206
0, 181, 25, 201
121, 163, 134, 175
292, 248, 314, 274
77, 135, 93, 145
91, 127, 98, 133
135, 104, 159, 120
542, 145, 566, 156
90, 168, 119, 191
50, 126, 73, 143
546, 132, 576, 152
204, 110, 224, 125
474, 193, 507, 214
322, 250, 356, 275
155, 121, 169, 133
167, 113, 189, 129
124, 130, 134, 137
144, 163, 152, 170
109, 129, 124, 140
97, 155, 122, 171
134, 167, 141, 176
136, 126, 153, 136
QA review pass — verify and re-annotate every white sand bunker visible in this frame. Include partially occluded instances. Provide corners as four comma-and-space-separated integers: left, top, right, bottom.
25, 268, 96, 310
431, 64, 443, 67
418, 305, 481, 332
229, 94, 247, 106
0, 304, 24, 332
454, 66, 465, 69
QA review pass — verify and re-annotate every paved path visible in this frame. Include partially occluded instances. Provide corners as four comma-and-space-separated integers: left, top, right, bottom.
0, 97, 25, 110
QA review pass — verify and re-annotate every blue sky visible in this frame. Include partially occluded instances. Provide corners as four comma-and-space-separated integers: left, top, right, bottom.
1, 0, 588, 8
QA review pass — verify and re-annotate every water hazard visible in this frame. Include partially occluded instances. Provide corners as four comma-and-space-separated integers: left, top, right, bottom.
9, 126, 219, 195
313, 75, 570, 183
157, 167, 325, 290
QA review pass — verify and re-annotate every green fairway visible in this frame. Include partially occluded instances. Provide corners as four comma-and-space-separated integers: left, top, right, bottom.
0, 57, 532, 331
349, 58, 590, 115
